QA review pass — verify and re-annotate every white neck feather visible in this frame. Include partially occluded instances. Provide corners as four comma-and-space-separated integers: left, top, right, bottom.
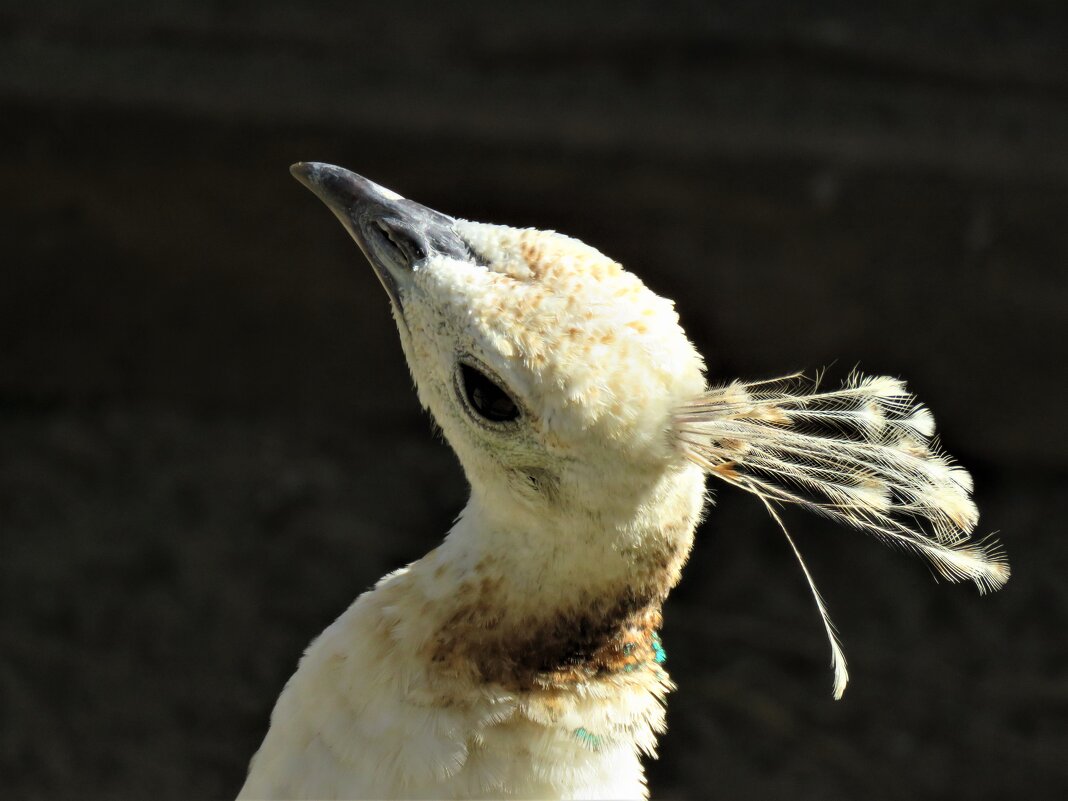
239, 463, 707, 800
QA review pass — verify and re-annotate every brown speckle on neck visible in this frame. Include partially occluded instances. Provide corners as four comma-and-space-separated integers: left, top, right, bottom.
425, 529, 689, 692
428, 587, 666, 692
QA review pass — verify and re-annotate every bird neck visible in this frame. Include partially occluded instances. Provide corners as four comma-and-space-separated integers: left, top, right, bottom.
411, 465, 705, 691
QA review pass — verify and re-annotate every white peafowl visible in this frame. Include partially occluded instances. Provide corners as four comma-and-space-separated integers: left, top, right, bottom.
238, 163, 1009, 800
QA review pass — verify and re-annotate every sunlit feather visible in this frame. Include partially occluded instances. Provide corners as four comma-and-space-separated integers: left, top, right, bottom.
674, 371, 1010, 696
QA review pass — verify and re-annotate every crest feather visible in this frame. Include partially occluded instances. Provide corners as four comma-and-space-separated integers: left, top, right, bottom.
673, 371, 1010, 697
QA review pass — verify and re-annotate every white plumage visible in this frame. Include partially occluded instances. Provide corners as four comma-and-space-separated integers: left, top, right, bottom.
238, 164, 1008, 800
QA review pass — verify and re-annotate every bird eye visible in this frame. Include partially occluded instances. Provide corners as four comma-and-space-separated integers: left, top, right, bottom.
458, 362, 520, 424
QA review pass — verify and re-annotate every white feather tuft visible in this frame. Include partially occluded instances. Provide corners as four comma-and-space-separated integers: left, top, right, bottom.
761, 497, 849, 699
673, 371, 1009, 696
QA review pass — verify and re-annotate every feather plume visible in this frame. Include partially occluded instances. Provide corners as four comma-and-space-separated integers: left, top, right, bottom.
673, 371, 1010, 697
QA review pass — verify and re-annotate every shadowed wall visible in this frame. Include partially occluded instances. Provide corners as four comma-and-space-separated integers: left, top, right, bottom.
2, 2, 1066, 799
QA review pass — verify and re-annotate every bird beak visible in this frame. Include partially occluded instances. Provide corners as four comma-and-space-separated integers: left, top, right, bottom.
289, 162, 471, 313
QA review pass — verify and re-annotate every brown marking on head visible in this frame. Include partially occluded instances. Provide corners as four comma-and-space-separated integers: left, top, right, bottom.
519, 236, 546, 276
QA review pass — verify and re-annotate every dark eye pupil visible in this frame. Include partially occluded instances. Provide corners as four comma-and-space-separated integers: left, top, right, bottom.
461, 363, 519, 422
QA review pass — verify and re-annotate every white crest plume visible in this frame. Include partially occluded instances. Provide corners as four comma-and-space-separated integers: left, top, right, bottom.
673, 370, 1010, 699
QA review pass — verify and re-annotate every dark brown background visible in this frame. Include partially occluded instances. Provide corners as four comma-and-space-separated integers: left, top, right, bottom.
2, 2, 1067, 799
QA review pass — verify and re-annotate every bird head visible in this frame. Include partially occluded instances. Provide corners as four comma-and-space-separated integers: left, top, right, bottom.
291, 163, 1008, 698
291, 163, 708, 531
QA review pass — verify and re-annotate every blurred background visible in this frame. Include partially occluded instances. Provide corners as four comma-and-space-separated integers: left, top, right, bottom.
2, 2, 1067, 799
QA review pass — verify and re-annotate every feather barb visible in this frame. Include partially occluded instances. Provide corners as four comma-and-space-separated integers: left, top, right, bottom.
673, 371, 1010, 697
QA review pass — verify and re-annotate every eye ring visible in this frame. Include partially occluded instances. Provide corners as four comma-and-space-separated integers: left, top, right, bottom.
454, 358, 522, 428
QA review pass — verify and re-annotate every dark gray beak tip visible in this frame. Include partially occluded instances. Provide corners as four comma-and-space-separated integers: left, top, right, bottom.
289, 161, 338, 196
289, 161, 315, 186
286, 162, 473, 311
288, 162, 406, 213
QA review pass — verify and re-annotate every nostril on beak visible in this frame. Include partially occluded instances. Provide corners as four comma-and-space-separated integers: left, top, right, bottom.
374, 221, 428, 265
